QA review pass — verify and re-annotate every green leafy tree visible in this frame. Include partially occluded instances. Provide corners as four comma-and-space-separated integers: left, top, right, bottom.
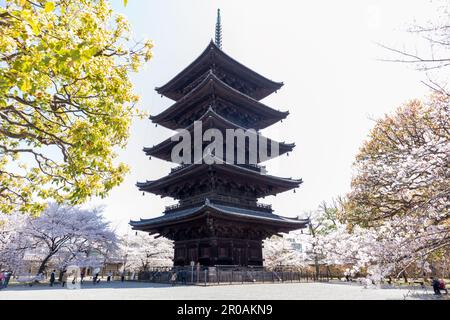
0, 0, 152, 215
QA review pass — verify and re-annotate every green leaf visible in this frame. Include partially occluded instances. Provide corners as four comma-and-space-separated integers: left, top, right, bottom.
123, 0, 128, 7
70, 49, 81, 60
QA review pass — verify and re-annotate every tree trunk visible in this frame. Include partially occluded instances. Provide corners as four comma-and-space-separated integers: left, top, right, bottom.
309, 224, 320, 280
37, 253, 53, 275
402, 271, 408, 284
314, 256, 320, 280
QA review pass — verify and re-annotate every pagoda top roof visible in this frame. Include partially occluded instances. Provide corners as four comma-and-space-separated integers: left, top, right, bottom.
144, 107, 295, 162
151, 71, 288, 130
137, 158, 302, 198
156, 41, 284, 101
130, 199, 309, 231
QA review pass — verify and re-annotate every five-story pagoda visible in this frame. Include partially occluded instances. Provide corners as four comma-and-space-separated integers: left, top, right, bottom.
130, 10, 308, 266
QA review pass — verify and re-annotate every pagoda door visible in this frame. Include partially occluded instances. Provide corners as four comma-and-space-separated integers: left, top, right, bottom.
233, 247, 246, 266
233, 248, 241, 266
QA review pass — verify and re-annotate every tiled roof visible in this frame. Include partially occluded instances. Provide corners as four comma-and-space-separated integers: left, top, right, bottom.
150, 71, 288, 130
155, 41, 283, 101
144, 107, 294, 161
130, 200, 308, 229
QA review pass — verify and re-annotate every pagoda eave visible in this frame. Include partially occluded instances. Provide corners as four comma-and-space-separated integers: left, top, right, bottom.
151, 72, 288, 130
144, 108, 295, 162
156, 41, 283, 101
144, 143, 295, 163
136, 162, 302, 198
130, 202, 308, 233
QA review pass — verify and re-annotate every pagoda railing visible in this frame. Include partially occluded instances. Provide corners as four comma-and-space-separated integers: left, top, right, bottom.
170, 163, 266, 174
135, 265, 338, 285
165, 203, 184, 212
209, 194, 274, 211
256, 203, 272, 211
165, 194, 272, 214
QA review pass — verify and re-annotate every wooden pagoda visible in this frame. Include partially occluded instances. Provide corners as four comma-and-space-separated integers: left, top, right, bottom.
130, 13, 308, 266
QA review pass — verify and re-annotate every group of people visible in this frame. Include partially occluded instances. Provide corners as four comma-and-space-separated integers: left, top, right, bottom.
49, 269, 116, 287
49, 269, 85, 287
343, 273, 448, 297
431, 277, 448, 296
49, 270, 72, 287
92, 272, 101, 284
170, 270, 188, 285
48, 269, 127, 287
92, 271, 125, 284
2, 268, 129, 290
0, 271, 11, 289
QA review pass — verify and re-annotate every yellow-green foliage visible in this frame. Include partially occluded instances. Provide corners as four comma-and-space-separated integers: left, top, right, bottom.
0, 0, 152, 215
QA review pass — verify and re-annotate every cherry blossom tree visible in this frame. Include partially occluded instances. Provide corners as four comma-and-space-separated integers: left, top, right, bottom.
120, 232, 173, 272
0, 212, 28, 271
323, 94, 450, 281
315, 215, 442, 283
304, 201, 339, 276
346, 94, 449, 227
263, 234, 306, 269
346, 93, 449, 240
1, 203, 119, 274
263, 201, 340, 272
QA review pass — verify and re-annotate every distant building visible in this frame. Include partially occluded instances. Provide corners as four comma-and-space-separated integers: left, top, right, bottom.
285, 231, 313, 262
17, 250, 123, 278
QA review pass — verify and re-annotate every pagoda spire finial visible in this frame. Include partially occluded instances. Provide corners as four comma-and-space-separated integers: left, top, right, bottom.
215, 8, 222, 49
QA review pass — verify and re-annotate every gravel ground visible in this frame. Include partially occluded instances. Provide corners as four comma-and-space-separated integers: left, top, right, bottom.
1, 281, 443, 300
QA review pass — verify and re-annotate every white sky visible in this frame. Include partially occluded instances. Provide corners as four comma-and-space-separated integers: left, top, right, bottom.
88, 0, 438, 234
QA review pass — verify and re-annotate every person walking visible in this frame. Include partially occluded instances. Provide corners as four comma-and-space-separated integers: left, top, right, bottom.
431, 277, 441, 295
49, 270, 56, 287
0, 272, 5, 289
61, 271, 68, 287
170, 272, 177, 286
93, 272, 99, 285
3, 272, 11, 289
107, 271, 112, 282
80, 271, 85, 284
439, 279, 448, 295
181, 270, 187, 285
